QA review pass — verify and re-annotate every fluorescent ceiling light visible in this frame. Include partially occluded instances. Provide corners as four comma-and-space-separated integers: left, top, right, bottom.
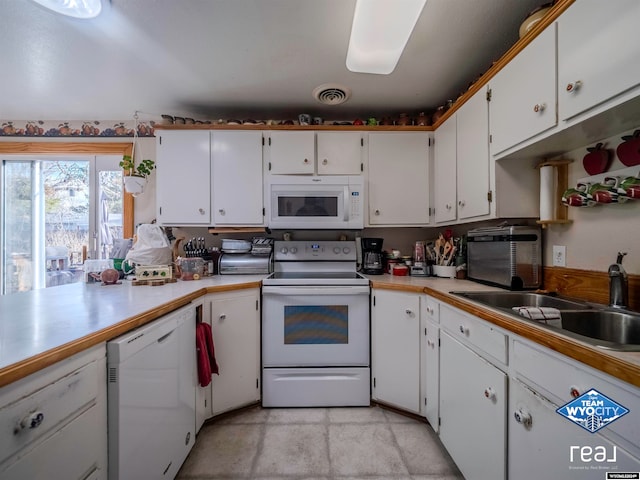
31, 0, 102, 19
346, 0, 426, 75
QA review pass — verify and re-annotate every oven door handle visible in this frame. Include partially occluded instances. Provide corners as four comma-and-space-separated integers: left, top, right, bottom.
262, 286, 370, 296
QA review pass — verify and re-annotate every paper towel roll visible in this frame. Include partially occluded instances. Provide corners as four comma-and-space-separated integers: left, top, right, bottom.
539, 165, 556, 221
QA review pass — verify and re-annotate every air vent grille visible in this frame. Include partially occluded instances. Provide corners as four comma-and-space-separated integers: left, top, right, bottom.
108, 366, 118, 383
312, 83, 351, 105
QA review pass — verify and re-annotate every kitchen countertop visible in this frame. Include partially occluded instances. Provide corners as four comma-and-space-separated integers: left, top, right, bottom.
2, 273, 639, 390
367, 274, 640, 388
0, 275, 267, 388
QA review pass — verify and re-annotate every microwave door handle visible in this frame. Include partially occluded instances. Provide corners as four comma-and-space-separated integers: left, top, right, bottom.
343, 187, 349, 221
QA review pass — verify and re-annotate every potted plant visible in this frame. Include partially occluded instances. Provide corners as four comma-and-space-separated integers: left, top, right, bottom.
120, 154, 155, 196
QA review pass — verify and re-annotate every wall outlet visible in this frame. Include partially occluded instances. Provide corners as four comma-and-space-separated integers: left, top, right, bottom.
553, 245, 566, 267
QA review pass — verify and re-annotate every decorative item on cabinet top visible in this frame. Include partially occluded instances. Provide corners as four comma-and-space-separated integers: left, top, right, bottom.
582, 142, 612, 176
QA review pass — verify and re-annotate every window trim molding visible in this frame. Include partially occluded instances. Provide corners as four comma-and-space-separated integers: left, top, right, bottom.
0, 142, 134, 238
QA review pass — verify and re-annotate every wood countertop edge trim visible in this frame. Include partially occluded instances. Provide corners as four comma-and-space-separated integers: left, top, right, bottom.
0, 282, 261, 388
424, 287, 640, 388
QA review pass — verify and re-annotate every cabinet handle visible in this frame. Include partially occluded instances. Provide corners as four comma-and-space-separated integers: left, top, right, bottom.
218, 209, 225, 215
570, 386, 581, 398
198, 208, 205, 215
219, 314, 226, 320
322, 159, 328, 165
375, 209, 380, 215
458, 200, 465, 207
459, 325, 469, 335
484, 387, 496, 400
445, 204, 452, 210
533, 103, 546, 113
303, 158, 309, 164
427, 339, 435, 348
566, 80, 582, 93
405, 309, 413, 316
514, 408, 532, 428
15, 411, 44, 434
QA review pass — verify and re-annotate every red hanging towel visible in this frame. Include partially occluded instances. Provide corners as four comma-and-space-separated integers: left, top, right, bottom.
196, 323, 212, 387
201, 322, 219, 375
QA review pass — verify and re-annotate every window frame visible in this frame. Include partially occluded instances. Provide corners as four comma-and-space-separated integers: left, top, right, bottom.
0, 142, 134, 238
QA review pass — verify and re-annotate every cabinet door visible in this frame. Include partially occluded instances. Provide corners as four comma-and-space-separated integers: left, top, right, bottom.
266, 131, 315, 174
423, 317, 439, 431
509, 378, 640, 479
209, 290, 260, 416
212, 131, 264, 225
440, 331, 506, 480
156, 130, 211, 225
433, 115, 457, 223
368, 132, 430, 225
317, 131, 363, 175
489, 24, 557, 155
558, 0, 640, 121
456, 89, 490, 220
371, 290, 421, 413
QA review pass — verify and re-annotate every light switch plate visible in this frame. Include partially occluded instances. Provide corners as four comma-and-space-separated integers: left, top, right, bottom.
553, 245, 566, 267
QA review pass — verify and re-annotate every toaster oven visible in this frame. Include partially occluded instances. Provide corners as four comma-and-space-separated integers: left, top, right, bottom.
467, 225, 542, 290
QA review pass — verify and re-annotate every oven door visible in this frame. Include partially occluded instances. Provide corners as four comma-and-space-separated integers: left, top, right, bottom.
262, 285, 370, 367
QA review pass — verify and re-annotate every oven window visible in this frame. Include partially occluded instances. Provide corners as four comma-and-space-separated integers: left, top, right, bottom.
277, 196, 337, 217
284, 305, 348, 344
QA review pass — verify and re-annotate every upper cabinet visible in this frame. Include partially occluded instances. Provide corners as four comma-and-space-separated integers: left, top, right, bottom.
558, 0, 640, 122
156, 130, 211, 225
316, 132, 364, 175
434, 88, 490, 224
489, 23, 557, 156
265, 131, 363, 175
211, 131, 264, 226
265, 131, 315, 174
367, 132, 431, 226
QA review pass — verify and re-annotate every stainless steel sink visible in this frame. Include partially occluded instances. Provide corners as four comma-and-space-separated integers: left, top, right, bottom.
451, 291, 640, 351
558, 310, 640, 351
451, 291, 591, 310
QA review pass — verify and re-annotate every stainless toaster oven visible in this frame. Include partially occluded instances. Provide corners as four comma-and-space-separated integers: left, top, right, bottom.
466, 225, 541, 290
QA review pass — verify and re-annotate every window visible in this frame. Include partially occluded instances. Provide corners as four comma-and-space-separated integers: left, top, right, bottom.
0, 142, 133, 295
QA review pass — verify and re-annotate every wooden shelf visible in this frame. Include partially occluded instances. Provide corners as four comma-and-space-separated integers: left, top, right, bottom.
155, 124, 433, 132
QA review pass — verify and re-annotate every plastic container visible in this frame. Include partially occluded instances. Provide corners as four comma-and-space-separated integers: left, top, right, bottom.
180, 257, 205, 280
433, 265, 456, 278
392, 264, 409, 276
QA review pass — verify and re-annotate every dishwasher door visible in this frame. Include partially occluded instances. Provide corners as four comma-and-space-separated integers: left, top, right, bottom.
107, 304, 195, 480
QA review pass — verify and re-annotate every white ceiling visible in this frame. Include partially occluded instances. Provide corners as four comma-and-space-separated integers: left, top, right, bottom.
0, 0, 543, 122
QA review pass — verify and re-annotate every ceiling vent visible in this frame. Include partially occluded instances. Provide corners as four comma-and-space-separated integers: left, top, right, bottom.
312, 83, 352, 105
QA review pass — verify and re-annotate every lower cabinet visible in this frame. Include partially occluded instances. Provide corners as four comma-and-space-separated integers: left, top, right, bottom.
371, 289, 421, 413
439, 330, 507, 480
206, 289, 261, 417
423, 316, 439, 431
0, 345, 107, 480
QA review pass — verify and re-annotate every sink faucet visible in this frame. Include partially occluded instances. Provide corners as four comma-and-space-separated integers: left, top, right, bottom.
608, 252, 628, 309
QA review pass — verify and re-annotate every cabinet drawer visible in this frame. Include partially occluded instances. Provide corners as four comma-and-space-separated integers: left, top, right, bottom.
0, 359, 99, 465
512, 339, 640, 457
0, 404, 103, 480
422, 296, 439, 323
440, 304, 507, 365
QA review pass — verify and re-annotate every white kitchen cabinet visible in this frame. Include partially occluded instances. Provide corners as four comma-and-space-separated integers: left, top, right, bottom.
439, 330, 507, 480
156, 130, 211, 225
434, 88, 490, 224
367, 132, 431, 226
433, 115, 457, 224
265, 131, 315, 174
211, 130, 264, 225
489, 23, 557, 156
207, 289, 260, 416
558, 0, 640, 122
509, 378, 640, 479
421, 296, 439, 431
371, 289, 421, 413
0, 345, 107, 479
316, 131, 364, 175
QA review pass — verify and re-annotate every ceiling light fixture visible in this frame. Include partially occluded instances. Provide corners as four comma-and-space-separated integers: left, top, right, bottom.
30, 0, 102, 19
346, 0, 426, 75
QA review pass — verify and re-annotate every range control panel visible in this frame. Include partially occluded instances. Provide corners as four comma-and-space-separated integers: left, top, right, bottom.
273, 241, 356, 262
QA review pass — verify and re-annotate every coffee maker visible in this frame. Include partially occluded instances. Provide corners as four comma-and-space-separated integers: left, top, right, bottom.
361, 238, 384, 275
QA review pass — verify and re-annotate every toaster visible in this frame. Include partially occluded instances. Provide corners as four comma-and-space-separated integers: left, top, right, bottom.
466, 225, 542, 290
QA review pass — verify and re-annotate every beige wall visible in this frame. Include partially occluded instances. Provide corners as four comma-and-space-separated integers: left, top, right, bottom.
544, 127, 640, 275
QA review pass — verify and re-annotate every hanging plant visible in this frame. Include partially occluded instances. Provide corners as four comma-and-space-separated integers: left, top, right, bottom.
119, 155, 155, 178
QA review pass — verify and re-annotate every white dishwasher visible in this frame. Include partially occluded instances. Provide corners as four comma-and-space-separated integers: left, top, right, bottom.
107, 304, 196, 480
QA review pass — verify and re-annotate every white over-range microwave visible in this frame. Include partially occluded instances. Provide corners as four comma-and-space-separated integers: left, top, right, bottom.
266, 175, 364, 229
